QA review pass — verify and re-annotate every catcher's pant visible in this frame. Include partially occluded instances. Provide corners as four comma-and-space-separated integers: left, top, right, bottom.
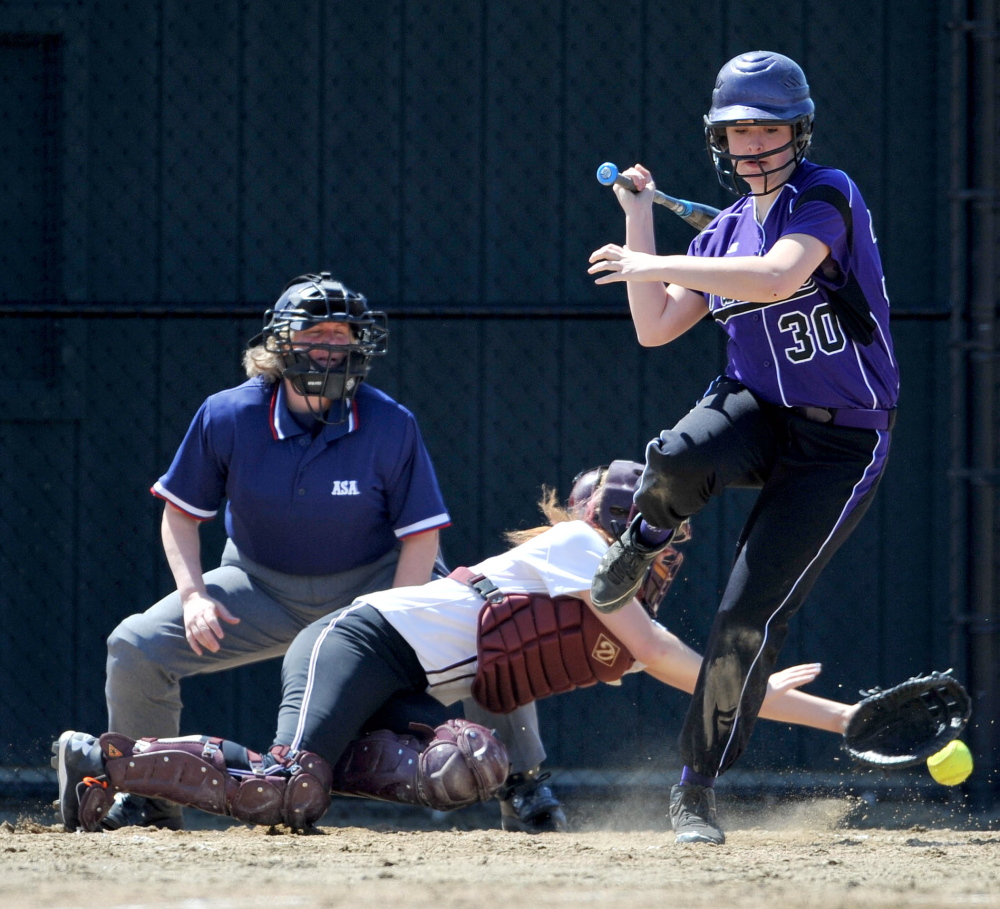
274, 603, 432, 764
106, 539, 544, 773
636, 376, 893, 777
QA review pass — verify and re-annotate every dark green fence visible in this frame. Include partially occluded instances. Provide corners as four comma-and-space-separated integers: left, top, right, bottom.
0, 0, 966, 784
0, 311, 951, 777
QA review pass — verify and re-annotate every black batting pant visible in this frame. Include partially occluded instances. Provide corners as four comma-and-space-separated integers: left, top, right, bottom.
636, 376, 893, 777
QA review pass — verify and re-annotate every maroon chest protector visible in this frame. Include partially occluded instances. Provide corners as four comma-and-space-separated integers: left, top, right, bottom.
449, 567, 637, 714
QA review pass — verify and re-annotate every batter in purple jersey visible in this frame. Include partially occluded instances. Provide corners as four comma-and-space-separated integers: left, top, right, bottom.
587, 51, 899, 845
693, 158, 897, 412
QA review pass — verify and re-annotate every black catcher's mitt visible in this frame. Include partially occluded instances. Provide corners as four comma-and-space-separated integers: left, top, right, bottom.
842, 670, 972, 768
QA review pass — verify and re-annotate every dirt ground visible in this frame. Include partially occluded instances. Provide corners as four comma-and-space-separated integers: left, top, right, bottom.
2, 793, 999, 909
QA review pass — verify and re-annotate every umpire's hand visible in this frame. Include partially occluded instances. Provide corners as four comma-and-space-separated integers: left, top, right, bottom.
182, 592, 240, 655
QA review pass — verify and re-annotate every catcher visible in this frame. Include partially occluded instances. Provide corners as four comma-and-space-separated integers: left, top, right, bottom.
53, 462, 970, 832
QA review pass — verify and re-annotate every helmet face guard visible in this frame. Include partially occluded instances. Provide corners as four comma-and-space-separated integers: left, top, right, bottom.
704, 51, 815, 196
276, 347, 374, 406
255, 273, 388, 424
638, 540, 686, 617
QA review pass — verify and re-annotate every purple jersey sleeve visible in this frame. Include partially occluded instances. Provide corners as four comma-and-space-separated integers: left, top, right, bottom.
783, 171, 856, 288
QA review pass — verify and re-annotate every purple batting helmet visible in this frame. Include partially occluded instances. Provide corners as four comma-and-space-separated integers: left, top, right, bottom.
704, 51, 815, 195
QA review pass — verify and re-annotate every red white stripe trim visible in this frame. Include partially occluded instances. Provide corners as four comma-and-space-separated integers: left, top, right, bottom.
395, 515, 451, 539
269, 381, 360, 440
150, 482, 217, 520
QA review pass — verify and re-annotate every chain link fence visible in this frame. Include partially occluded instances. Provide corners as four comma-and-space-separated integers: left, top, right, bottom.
0, 1, 965, 803
0, 311, 951, 786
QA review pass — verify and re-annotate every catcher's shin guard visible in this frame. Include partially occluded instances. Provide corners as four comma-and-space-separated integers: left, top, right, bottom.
99, 733, 333, 829
331, 718, 510, 811
78, 778, 116, 831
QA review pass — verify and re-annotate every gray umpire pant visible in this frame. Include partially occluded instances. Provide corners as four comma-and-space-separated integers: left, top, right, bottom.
105, 539, 545, 774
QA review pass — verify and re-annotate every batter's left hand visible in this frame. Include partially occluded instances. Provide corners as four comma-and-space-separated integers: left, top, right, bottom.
588, 244, 665, 284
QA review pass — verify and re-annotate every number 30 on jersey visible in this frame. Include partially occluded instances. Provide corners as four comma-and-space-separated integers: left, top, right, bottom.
778, 302, 846, 363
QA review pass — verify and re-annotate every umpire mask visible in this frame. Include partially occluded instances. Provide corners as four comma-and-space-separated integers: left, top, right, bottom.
252, 273, 388, 424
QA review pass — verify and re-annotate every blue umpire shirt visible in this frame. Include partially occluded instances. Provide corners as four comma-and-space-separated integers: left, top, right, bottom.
690, 159, 899, 412
152, 377, 451, 576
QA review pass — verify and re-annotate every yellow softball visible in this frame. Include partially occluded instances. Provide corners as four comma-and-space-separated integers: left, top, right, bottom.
927, 739, 973, 786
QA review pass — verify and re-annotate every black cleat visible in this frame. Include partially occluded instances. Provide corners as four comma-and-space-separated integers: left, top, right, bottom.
498, 770, 568, 833
51, 730, 106, 832
669, 783, 725, 845
101, 793, 184, 831
591, 515, 668, 614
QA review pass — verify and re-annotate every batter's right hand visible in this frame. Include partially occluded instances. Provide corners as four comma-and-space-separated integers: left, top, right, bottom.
182, 592, 241, 655
613, 163, 656, 212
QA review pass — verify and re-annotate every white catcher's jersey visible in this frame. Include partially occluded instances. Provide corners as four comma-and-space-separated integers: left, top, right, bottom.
363, 520, 609, 705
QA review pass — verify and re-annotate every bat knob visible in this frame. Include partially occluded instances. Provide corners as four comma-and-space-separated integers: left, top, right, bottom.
596, 162, 619, 186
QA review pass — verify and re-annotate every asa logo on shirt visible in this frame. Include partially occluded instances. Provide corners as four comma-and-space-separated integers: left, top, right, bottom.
331, 480, 361, 496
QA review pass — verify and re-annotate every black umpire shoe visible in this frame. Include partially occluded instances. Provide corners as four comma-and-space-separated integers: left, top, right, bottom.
101, 793, 184, 831
51, 730, 106, 832
591, 515, 669, 614
669, 783, 725, 845
498, 770, 568, 833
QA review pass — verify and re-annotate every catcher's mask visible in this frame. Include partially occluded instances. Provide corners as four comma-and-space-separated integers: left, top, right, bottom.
568, 460, 686, 615
640, 541, 687, 616
704, 51, 815, 196
568, 460, 642, 538
250, 273, 388, 424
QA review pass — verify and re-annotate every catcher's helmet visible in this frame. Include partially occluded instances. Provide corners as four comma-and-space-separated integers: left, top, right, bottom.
704, 51, 815, 196
253, 273, 388, 423
569, 460, 687, 615
568, 460, 642, 538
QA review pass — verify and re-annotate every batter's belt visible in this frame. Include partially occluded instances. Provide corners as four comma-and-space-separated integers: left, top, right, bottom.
792, 405, 896, 431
